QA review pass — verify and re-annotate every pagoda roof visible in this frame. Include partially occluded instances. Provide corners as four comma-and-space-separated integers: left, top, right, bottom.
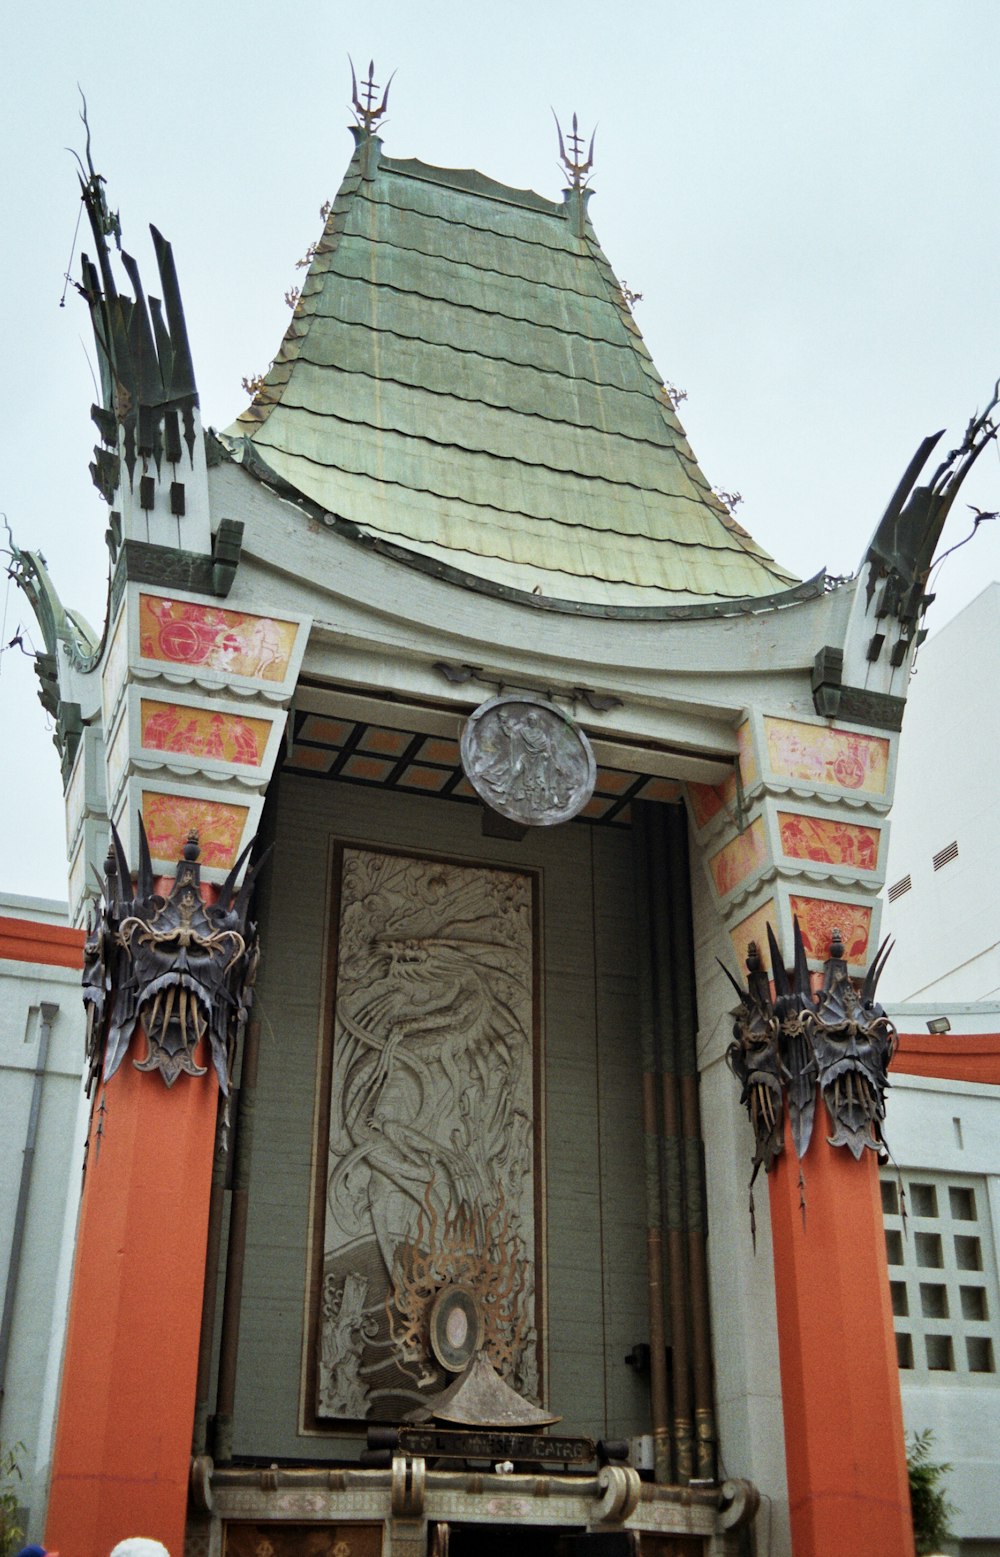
224, 130, 798, 609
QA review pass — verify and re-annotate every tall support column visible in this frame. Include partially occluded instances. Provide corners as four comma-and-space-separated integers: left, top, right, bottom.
45, 1040, 218, 1557
768, 1128, 913, 1557
47, 829, 262, 1557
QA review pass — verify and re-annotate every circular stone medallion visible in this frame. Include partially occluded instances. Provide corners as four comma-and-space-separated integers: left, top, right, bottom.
460, 694, 596, 827
429, 1284, 485, 1373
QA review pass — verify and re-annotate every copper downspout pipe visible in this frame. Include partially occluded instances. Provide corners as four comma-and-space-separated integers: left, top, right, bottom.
213, 1019, 261, 1463
192, 1094, 230, 1455
632, 807, 670, 1484
648, 806, 693, 1484
666, 802, 718, 1481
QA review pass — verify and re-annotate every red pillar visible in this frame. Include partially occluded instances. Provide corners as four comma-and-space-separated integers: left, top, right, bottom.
46, 1012, 217, 1557
768, 1130, 914, 1557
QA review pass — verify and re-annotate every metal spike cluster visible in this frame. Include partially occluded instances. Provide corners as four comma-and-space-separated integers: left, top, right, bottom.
723, 921, 897, 1187
71, 100, 197, 503
553, 111, 596, 189
83, 818, 267, 1095
350, 58, 394, 135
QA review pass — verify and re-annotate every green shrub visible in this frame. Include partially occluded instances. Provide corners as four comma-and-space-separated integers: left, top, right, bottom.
907, 1429, 956, 1555
0, 1442, 23, 1557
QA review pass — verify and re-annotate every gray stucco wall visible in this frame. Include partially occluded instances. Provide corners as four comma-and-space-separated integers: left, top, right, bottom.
230, 773, 650, 1457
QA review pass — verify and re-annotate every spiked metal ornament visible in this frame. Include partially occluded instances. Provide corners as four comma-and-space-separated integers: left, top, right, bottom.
726, 919, 897, 1193
805, 928, 896, 1159
83, 817, 266, 1093
350, 58, 395, 135
769, 922, 818, 1161
553, 111, 596, 190
722, 941, 784, 1179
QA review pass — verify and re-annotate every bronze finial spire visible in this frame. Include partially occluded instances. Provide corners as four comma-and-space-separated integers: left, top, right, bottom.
350, 57, 395, 135
553, 110, 596, 189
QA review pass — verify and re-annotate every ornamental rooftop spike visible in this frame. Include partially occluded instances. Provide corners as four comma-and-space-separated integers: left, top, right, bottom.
350, 57, 395, 135
553, 109, 596, 189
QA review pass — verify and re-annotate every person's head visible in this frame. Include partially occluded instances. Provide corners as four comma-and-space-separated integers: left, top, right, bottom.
15, 1545, 57, 1557
109, 1540, 170, 1557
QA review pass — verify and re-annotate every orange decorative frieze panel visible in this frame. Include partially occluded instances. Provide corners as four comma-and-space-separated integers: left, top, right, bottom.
790, 895, 872, 963
689, 768, 739, 829
689, 727, 755, 833
689, 782, 725, 830
764, 717, 889, 795
140, 700, 270, 767
728, 899, 777, 976
141, 791, 249, 870
709, 817, 768, 897
688, 782, 724, 830
777, 812, 880, 872
138, 594, 299, 683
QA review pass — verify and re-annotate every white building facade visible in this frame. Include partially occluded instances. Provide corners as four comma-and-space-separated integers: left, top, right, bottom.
883, 582, 1000, 1004
0, 894, 86, 1543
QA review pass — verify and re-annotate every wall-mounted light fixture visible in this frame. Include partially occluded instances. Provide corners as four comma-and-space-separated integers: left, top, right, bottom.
926, 1017, 952, 1035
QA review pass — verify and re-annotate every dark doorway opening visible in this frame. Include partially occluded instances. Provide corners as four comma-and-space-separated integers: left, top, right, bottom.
446, 1524, 584, 1557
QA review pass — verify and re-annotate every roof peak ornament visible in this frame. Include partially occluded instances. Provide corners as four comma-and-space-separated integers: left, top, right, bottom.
553, 110, 596, 190
67, 89, 121, 255
350, 57, 395, 136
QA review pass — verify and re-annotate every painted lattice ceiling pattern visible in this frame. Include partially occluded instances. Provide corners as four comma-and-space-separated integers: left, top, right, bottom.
226, 133, 797, 607
286, 712, 680, 824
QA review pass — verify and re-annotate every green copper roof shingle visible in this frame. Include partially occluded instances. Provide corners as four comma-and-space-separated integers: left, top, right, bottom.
225, 132, 797, 607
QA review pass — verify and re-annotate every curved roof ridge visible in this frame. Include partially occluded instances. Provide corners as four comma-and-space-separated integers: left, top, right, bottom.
378, 152, 565, 214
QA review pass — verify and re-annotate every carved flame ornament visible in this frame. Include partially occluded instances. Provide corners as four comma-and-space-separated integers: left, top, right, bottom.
724, 920, 896, 1203
83, 817, 266, 1093
387, 1183, 529, 1386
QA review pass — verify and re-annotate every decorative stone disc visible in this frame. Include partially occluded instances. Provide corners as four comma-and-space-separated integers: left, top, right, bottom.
460, 694, 596, 827
428, 1284, 484, 1374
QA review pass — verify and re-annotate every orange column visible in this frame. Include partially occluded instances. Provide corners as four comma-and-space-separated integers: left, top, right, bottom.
46, 1005, 218, 1556
768, 1130, 914, 1557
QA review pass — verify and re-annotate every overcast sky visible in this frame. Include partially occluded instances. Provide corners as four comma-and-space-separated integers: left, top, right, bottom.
3, 1, 999, 902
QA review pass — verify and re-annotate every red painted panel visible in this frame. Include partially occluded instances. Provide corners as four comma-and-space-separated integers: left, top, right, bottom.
0, 915, 84, 968
894, 1032, 1000, 1086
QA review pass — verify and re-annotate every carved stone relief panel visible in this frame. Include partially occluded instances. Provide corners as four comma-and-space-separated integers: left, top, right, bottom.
314, 846, 539, 1422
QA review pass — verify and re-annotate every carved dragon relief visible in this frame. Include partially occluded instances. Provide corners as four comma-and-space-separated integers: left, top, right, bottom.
317, 847, 537, 1422
83, 817, 265, 1097
725, 920, 896, 1218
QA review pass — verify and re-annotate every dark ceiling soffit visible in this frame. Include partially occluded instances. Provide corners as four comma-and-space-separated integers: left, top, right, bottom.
294, 674, 740, 770
220, 435, 827, 622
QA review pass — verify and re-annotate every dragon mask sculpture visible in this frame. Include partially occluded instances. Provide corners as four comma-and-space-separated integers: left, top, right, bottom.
807, 929, 896, 1159
83, 818, 266, 1093
725, 919, 896, 1186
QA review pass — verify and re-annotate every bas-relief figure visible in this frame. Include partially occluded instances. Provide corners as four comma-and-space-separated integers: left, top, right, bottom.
317, 847, 537, 1420
461, 695, 596, 826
